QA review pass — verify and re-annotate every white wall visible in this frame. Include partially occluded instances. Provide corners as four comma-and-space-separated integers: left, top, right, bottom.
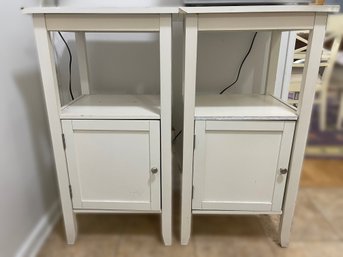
0, 1, 59, 257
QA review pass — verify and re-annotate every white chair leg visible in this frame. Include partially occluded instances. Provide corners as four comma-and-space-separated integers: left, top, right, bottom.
337, 92, 343, 130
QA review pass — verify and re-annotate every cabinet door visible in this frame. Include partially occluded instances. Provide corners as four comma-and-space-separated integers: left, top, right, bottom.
62, 120, 160, 211
192, 120, 295, 212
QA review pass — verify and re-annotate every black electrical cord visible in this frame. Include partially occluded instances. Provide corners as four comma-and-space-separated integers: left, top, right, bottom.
58, 32, 74, 100
172, 130, 183, 143
219, 32, 258, 95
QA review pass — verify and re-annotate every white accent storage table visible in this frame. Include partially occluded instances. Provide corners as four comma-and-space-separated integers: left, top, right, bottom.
180, 5, 339, 247
23, 4, 177, 246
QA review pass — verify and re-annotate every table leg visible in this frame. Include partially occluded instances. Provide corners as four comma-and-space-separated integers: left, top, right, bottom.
160, 14, 173, 246
279, 13, 327, 248
181, 14, 198, 246
33, 14, 77, 244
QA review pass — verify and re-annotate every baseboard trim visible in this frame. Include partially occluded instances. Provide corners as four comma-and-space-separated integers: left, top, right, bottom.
15, 200, 61, 257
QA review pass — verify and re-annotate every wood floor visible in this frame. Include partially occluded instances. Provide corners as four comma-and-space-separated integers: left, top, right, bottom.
37, 158, 343, 257
301, 159, 343, 187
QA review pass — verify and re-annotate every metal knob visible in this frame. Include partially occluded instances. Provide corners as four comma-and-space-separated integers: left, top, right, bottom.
280, 168, 288, 175
151, 167, 159, 174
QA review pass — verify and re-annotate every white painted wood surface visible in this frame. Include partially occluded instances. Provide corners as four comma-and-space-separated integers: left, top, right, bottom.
159, 14, 173, 246
192, 210, 282, 215
33, 14, 77, 244
74, 209, 162, 214
195, 94, 297, 120
181, 14, 198, 246
149, 120, 162, 211
62, 120, 161, 211
268, 32, 295, 101
192, 120, 295, 212
281, 32, 297, 102
181, 5, 339, 14
272, 121, 295, 212
75, 32, 90, 95
23, 5, 181, 14
197, 13, 316, 31
60, 94, 160, 120
23, 3, 339, 14
280, 13, 328, 247
45, 14, 161, 32
23, 7, 180, 14
266, 31, 284, 97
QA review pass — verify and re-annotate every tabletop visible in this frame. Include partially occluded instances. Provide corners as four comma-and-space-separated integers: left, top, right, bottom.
22, 0, 339, 14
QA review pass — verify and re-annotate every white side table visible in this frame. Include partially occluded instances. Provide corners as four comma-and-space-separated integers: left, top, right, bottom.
180, 5, 339, 247
23, 5, 176, 245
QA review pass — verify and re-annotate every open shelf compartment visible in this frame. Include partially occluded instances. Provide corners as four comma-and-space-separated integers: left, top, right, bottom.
60, 94, 160, 120
195, 94, 298, 121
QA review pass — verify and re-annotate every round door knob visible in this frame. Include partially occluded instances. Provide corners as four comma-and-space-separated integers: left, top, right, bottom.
280, 168, 288, 175
151, 167, 159, 174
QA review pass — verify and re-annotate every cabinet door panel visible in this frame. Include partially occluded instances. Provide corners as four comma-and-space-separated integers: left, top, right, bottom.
62, 120, 160, 211
193, 120, 295, 212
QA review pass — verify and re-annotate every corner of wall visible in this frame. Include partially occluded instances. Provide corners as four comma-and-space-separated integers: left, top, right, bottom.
15, 200, 61, 257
